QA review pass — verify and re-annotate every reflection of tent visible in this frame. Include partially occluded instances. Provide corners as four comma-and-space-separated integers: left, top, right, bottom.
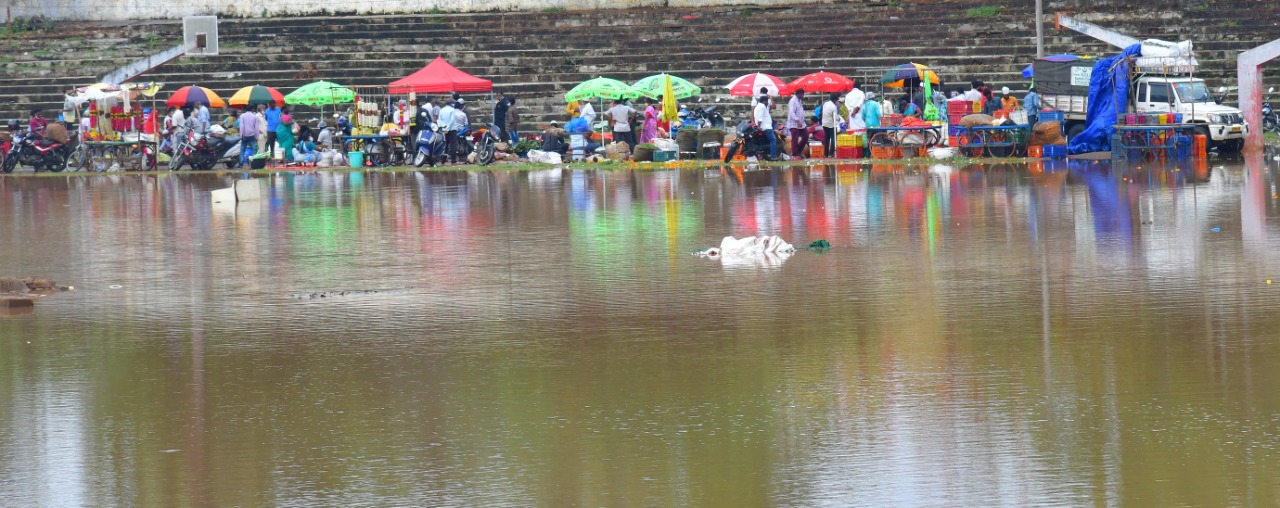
388, 56, 493, 94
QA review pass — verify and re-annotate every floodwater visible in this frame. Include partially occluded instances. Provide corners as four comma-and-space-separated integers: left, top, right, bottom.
3, 155, 1280, 507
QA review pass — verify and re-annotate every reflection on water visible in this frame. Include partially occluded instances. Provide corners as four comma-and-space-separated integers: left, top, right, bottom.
3, 155, 1280, 507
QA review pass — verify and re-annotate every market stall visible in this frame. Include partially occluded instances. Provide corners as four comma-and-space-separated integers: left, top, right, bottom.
69, 82, 164, 171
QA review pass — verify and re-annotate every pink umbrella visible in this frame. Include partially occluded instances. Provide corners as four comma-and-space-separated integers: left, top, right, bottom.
785, 71, 854, 95
725, 72, 788, 97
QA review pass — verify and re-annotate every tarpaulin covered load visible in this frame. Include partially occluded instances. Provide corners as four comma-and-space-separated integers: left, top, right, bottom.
1032, 56, 1099, 95
1068, 44, 1142, 155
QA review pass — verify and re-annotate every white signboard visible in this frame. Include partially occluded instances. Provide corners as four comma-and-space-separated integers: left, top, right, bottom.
1071, 66, 1093, 87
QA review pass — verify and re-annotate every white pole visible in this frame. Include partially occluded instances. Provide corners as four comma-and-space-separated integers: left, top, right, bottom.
1036, 0, 1045, 58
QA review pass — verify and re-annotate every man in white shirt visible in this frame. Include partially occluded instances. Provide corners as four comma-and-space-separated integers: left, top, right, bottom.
604, 98, 636, 151
821, 93, 842, 158
753, 95, 777, 159
964, 80, 984, 102
845, 82, 867, 135
437, 100, 459, 165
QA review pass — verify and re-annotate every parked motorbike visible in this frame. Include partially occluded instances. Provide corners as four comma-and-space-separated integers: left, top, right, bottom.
2, 129, 72, 173
723, 121, 774, 162
211, 134, 242, 169
413, 125, 447, 167
168, 130, 220, 171
1264, 89, 1278, 134
680, 105, 725, 131
473, 123, 501, 166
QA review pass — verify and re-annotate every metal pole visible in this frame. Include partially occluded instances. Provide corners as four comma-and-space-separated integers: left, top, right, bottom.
1035, 0, 1044, 58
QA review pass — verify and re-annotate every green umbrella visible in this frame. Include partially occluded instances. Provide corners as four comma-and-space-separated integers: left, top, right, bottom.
285, 80, 356, 107
564, 77, 639, 103
631, 74, 701, 100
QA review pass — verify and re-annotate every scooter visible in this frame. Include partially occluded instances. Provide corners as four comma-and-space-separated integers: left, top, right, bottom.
213, 135, 242, 169
413, 125, 446, 167
2, 129, 72, 173
723, 121, 774, 162
1263, 88, 1278, 134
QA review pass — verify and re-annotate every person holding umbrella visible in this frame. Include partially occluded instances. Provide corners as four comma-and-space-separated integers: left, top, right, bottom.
786, 89, 807, 158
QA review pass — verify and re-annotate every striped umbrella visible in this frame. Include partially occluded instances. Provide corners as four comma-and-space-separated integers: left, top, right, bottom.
228, 85, 284, 108
166, 85, 226, 108
880, 63, 940, 88
725, 73, 787, 97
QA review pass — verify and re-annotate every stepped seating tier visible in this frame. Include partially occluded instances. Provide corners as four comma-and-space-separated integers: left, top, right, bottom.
2, 0, 1277, 132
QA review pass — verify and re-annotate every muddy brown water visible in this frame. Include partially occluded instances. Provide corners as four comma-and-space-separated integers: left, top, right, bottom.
3, 156, 1280, 506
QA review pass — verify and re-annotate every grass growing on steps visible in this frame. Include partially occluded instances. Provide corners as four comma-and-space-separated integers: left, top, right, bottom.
964, 6, 1002, 18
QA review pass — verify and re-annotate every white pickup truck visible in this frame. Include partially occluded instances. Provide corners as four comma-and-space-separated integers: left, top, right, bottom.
1034, 57, 1249, 152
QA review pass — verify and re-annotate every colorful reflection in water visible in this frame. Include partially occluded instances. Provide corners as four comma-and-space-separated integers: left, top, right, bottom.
2, 155, 1280, 507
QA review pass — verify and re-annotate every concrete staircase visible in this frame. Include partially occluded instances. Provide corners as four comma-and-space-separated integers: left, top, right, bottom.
2, 0, 1277, 130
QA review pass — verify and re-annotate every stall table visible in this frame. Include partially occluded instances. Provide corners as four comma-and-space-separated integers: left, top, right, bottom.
1115, 125, 1190, 160
75, 140, 157, 172
867, 126, 942, 157
341, 135, 405, 167
955, 125, 1029, 157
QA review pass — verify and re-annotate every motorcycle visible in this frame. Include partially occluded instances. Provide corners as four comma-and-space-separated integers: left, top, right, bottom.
473, 123, 501, 166
168, 129, 220, 171
3, 129, 73, 174
723, 121, 774, 162
679, 105, 725, 131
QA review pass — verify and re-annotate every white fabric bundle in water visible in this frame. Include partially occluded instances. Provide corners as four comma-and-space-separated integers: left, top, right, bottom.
698, 235, 796, 270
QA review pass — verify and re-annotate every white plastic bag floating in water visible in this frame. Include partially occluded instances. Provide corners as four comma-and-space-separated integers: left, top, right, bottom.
697, 235, 796, 270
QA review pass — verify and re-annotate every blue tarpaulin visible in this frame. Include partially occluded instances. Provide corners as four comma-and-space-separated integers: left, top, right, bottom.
1069, 44, 1142, 155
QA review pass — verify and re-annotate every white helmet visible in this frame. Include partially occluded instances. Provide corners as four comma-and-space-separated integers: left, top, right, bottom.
209, 124, 226, 136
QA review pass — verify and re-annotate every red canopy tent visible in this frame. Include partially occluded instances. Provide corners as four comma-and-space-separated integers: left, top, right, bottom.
388, 56, 493, 94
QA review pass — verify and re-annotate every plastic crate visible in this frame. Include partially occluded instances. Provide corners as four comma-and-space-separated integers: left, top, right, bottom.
1027, 145, 1043, 158
836, 134, 859, 147
948, 101, 976, 114
1043, 144, 1068, 159
807, 142, 825, 158
948, 125, 966, 138
654, 150, 677, 162
881, 114, 904, 127
1040, 110, 1066, 124
836, 146, 856, 159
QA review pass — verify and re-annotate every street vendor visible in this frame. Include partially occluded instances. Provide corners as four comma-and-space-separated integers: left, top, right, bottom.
845, 82, 866, 136
1000, 87, 1019, 112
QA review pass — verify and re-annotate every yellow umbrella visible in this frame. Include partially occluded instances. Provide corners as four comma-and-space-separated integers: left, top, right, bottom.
662, 75, 678, 122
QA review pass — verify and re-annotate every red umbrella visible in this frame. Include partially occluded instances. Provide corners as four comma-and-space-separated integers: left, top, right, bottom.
725, 72, 788, 97
785, 71, 854, 95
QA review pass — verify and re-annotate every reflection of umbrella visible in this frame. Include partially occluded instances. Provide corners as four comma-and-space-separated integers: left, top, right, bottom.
285, 80, 356, 106
166, 86, 226, 108
880, 63, 940, 88
785, 71, 854, 95
631, 73, 701, 100
229, 85, 285, 108
564, 77, 639, 102
725, 72, 787, 97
